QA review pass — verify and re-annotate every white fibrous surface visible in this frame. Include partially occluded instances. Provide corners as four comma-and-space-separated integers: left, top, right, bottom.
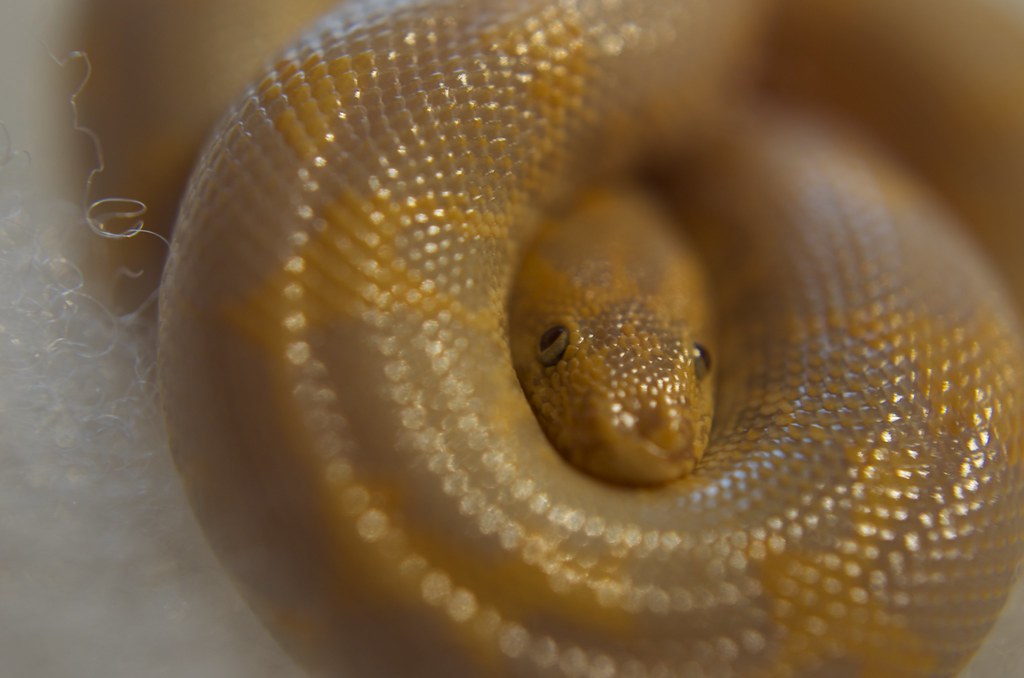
0, 1, 298, 675
0, 0, 1020, 676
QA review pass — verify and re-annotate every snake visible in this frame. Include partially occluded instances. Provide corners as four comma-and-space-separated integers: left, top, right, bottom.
76, 0, 1024, 675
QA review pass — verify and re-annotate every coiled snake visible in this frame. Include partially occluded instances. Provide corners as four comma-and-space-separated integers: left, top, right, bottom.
79, 0, 1024, 675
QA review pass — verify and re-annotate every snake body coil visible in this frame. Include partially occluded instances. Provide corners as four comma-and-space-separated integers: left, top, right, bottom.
147, 0, 1024, 675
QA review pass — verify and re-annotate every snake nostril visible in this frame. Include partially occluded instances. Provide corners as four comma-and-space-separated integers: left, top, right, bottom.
635, 406, 692, 456
580, 398, 697, 486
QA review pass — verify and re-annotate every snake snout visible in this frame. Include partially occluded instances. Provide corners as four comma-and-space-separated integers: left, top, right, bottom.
582, 397, 697, 486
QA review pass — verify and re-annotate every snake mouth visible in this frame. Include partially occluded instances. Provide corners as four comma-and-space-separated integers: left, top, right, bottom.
566, 397, 697, 487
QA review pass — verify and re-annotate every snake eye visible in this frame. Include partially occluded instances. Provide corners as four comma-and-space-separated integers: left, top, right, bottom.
694, 343, 712, 380
538, 325, 570, 367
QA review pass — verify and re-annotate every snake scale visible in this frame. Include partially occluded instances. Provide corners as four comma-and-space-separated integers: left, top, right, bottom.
77, 0, 1024, 675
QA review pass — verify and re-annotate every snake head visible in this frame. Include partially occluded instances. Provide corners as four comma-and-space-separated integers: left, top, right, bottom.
509, 190, 714, 487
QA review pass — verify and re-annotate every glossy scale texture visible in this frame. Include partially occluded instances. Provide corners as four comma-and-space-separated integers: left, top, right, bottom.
147, 0, 1024, 675
509, 189, 715, 486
